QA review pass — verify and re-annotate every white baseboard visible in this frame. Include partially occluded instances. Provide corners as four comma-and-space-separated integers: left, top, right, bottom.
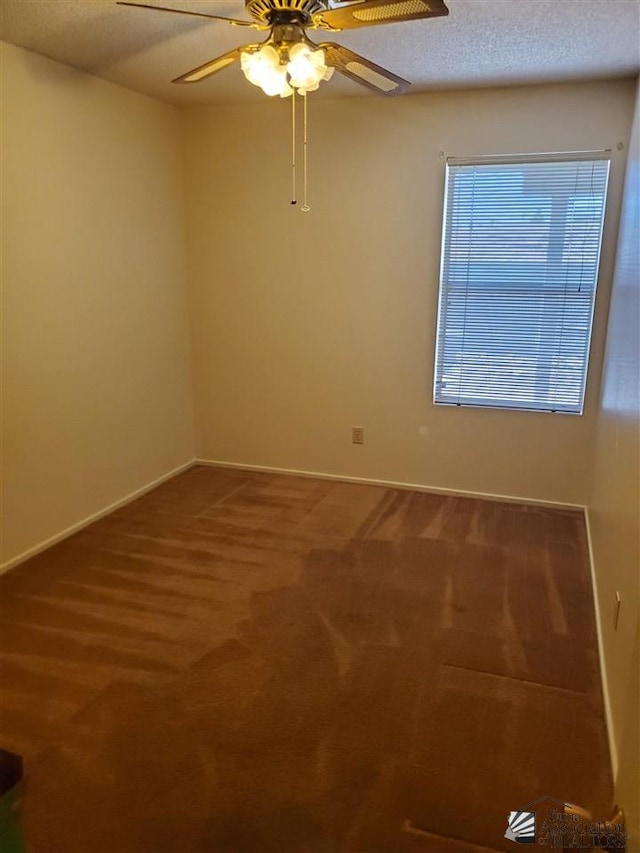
194, 457, 584, 511
583, 507, 618, 782
0, 459, 196, 575
2, 454, 585, 570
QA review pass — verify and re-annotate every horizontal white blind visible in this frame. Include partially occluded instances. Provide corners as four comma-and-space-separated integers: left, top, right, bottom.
434, 155, 610, 414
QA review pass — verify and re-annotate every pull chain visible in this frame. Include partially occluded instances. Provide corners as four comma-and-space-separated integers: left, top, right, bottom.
291, 89, 297, 206
301, 91, 310, 212
289, 89, 310, 211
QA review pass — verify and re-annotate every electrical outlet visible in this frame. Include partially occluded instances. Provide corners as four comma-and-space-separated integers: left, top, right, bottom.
352, 427, 364, 445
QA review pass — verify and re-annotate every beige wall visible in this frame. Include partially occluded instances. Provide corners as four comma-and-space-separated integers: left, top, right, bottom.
0, 42, 195, 567
184, 79, 635, 505
588, 81, 639, 845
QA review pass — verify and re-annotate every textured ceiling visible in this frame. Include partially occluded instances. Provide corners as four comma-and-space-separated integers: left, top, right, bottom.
1, 0, 639, 105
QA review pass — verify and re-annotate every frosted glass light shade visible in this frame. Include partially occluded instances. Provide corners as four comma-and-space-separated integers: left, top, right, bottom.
240, 42, 333, 97
240, 45, 293, 97
287, 43, 333, 94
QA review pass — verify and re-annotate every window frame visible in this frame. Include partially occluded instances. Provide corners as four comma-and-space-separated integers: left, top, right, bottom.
433, 150, 611, 416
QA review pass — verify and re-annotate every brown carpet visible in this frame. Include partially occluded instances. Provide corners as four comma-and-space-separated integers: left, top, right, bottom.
0, 466, 612, 852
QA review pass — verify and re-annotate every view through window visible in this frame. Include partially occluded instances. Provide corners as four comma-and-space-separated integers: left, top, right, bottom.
433, 153, 610, 414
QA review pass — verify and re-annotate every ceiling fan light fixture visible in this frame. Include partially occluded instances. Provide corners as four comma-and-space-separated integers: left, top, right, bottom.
286, 42, 332, 93
120, 0, 449, 96
240, 44, 293, 96
240, 41, 331, 97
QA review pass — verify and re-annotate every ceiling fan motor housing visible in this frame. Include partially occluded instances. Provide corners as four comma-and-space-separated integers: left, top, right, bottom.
245, 0, 329, 26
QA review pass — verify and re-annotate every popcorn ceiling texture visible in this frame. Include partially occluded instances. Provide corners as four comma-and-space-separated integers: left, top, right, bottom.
0, 0, 638, 106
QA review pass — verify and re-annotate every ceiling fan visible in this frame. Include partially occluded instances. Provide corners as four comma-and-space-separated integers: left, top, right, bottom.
117, 0, 450, 97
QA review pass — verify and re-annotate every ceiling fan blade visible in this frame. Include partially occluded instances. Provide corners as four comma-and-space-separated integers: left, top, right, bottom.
320, 43, 409, 95
313, 0, 448, 30
116, 2, 261, 28
173, 45, 254, 83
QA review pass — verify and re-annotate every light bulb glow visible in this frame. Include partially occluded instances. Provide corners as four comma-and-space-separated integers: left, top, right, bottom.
286, 43, 331, 94
240, 45, 293, 96
241, 42, 332, 97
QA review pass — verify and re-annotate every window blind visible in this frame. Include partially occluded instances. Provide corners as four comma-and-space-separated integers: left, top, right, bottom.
433, 153, 610, 414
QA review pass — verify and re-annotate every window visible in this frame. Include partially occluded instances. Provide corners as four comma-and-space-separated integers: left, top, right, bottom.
433, 152, 610, 414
